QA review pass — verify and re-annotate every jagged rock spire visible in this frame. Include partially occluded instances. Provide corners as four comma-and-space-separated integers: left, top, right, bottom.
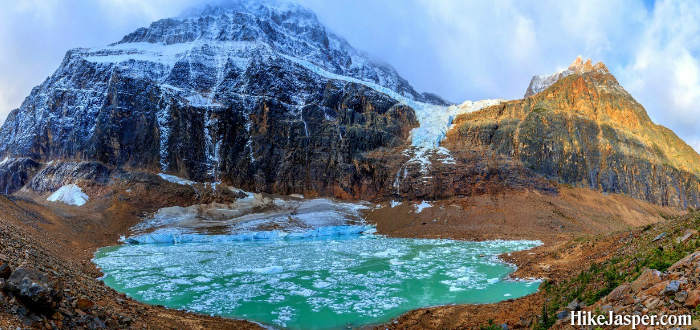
524, 56, 609, 98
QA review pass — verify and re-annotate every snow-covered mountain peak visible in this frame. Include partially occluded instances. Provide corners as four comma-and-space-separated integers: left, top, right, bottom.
0, 0, 449, 186
524, 56, 609, 98
70, 0, 445, 105
179, 0, 314, 21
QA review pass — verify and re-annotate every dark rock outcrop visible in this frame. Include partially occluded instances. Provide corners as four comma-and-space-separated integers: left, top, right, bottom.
0, 158, 42, 194
6, 267, 63, 312
26, 161, 112, 193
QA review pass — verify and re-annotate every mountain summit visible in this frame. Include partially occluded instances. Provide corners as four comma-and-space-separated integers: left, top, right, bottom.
446, 56, 700, 209
524, 56, 609, 98
0, 1, 450, 197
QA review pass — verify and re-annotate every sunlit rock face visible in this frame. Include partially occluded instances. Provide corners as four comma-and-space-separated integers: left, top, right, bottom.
524, 55, 609, 98
446, 57, 700, 209
0, 0, 452, 197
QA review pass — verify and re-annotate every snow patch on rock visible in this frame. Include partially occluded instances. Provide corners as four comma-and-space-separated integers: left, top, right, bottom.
415, 201, 432, 213
157, 173, 195, 186
47, 184, 89, 206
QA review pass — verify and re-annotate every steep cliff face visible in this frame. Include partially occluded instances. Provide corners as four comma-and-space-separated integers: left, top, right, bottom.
0, 0, 449, 197
446, 58, 700, 209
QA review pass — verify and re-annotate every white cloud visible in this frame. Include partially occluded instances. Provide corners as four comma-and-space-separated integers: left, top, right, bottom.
618, 0, 700, 152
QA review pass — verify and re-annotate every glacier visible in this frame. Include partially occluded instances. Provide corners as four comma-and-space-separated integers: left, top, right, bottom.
122, 225, 376, 244
47, 184, 89, 206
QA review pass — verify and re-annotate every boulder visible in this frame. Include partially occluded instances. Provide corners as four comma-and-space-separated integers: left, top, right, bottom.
0, 262, 11, 279
677, 230, 696, 244
685, 290, 700, 308
566, 299, 584, 312
631, 269, 662, 292
607, 283, 632, 302
77, 298, 94, 311
644, 281, 669, 296
652, 233, 667, 242
664, 280, 681, 295
6, 267, 63, 311
668, 251, 700, 272
644, 297, 661, 309
675, 291, 688, 303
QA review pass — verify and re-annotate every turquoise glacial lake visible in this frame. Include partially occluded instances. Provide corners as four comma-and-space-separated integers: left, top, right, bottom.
94, 235, 541, 330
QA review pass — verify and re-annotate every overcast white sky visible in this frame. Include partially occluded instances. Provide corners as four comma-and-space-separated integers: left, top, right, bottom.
0, 0, 699, 151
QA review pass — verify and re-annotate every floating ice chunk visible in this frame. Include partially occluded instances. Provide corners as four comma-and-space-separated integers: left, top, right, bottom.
253, 266, 283, 274
286, 225, 375, 239
362, 228, 377, 235
272, 306, 295, 327
291, 288, 315, 297
171, 279, 192, 285
47, 184, 89, 206
193, 276, 213, 282
414, 201, 432, 213
373, 248, 401, 258
449, 285, 464, 292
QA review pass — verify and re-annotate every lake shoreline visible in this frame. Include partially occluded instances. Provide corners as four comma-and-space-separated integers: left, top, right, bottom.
0, 182, 679, 329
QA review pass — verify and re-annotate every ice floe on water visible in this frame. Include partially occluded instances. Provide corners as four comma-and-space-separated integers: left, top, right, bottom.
47, 184, 89, 206
95, 236, 542, 330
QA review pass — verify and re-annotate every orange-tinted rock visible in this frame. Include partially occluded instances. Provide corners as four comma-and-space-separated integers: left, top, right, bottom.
607, 283, 632, 302
631, 269, 663, 292
685, 290, 700, 308
643, 281, 669, 296
76, 298, 94, 311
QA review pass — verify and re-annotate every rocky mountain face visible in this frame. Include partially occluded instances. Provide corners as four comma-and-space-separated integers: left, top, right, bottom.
445, 57, 700, 209
0, 0, 698, 210
0, 0, 449, 197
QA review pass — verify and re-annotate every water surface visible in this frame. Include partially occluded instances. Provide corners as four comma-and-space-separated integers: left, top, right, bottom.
94, 235, 540, 329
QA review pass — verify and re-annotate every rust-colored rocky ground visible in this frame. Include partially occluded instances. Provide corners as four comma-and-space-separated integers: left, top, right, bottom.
0, 175, 262, 330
